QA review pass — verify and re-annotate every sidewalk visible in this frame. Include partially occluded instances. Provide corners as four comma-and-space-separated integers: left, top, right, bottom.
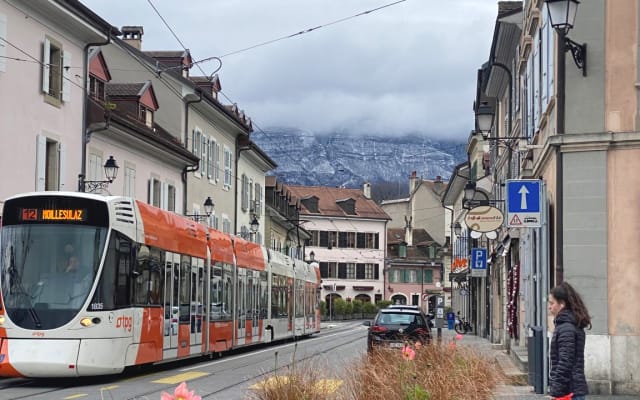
441, 329, 640, 400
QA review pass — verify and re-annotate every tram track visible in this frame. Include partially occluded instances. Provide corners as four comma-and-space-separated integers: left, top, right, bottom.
0, 322, 366, 400
123, 325, 366, 400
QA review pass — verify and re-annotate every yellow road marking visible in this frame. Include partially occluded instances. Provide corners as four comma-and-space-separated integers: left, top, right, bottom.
250, 376, 343, 394
63, 394, 88, 399
100, 385, 119, 391
152, 371, 209, 384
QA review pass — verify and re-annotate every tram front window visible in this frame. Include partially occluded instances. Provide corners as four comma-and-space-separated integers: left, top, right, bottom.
0, 224, 107, 330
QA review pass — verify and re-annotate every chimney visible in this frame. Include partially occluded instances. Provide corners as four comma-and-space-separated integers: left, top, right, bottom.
122, 26, 144, 50
434, 175, 444, 194
363, 181, 371, 199
409, 170, 419, 193
404, 216, 413, 246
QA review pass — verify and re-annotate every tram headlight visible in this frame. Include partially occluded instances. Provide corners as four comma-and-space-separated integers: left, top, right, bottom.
0, 315, 4, 325
80, 317, 101, 327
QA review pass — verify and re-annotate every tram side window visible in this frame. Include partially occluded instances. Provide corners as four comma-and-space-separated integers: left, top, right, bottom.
271, 273, 289, 318
91, 232, 133, 310
132, 245, 163, 305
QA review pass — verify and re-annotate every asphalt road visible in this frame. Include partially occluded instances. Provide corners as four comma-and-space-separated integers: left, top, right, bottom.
0, 321, 367, 400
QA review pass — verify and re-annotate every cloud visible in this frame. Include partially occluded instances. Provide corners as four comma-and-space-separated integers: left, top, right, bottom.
81, 0, 499, 138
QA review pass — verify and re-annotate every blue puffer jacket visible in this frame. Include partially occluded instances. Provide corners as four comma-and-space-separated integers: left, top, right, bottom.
549, 309, 588, 397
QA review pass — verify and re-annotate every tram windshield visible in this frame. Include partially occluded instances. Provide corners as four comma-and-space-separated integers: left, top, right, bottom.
0, 195, 109, 330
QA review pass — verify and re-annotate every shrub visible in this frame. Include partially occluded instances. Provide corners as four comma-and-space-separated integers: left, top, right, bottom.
375, 300, 393, 310
319, 301, 328, 316
351, 299, 363, 314
362, 302, 377, 314
333, 298, 348, 316
340, 343, 502, 400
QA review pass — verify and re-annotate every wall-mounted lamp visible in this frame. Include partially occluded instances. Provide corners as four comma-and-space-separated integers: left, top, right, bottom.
309, 251, 315, 262
250, 214, 259, 233
78, 155, 119, 193
185, 196, 214, 221
545, 0, 587, 76
454, 222, 462, 237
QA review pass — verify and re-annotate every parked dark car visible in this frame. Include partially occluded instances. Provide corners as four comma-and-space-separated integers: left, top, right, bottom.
387, 304, 434, 328
364, 308, 432, 352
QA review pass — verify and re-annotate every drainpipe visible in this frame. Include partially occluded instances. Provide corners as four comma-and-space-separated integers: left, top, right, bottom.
80, 32, 112, 191
555, 30, 566, 286
182, 89, 203, 214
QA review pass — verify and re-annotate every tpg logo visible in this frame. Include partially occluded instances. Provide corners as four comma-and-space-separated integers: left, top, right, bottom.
116, 315, 133, 332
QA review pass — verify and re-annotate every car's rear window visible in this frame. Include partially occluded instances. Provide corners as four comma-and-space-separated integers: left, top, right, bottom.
378, 313, 425, 326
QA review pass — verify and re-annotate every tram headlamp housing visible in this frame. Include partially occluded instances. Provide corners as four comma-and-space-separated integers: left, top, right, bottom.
80, 317, 101, 327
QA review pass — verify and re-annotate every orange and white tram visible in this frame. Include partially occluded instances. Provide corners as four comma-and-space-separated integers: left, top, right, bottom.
0, 192, 321, 377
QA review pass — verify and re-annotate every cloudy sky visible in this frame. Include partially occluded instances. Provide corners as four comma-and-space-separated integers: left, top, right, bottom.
81, 0, 500, 139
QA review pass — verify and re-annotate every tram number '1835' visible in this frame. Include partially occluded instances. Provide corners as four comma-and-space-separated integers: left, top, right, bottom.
91, 303, 104, 310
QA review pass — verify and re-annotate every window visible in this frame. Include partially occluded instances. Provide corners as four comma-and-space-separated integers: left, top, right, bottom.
192, 128, 202, 177
138, 105, 153, 128
407, 269, 418, 283
42, 36, 70, 105
167, 184, 176, 212
89, 76, 105, 101
423, 269, 433, 283
365, 263, 376, 280
88, 153, 103, 182
36, 135, 65, 191
124, 165, 136, 197
389, 268, 402, 283
223, 146, 232, 188
148, 178, 161, 207
222, 216, 231, 234
346, 263, 355, 279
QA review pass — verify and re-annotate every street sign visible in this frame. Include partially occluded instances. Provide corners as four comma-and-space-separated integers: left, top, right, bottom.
506, 179, 542, 228
471, 248, 487, 278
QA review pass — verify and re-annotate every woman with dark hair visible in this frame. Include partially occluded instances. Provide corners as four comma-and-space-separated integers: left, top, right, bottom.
548, 281, 591, 400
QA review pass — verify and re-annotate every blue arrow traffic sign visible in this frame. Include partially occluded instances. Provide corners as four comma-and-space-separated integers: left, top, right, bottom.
505, 179, 543, 228
507, 180, 540, 213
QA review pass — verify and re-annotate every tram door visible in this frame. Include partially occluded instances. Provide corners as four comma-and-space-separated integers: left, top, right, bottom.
163, 252, 180, 350
247, 270, 260, 339
236, 268, 247, 343
190, 258, 204, 347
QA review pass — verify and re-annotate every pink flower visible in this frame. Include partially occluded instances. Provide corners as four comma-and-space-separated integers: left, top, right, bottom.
455, 334, 463, 341
402, 345, 415, 361
161, 382, 201, 400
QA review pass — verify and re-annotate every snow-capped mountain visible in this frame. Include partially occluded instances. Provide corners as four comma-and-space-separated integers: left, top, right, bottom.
252, 127, 467, 188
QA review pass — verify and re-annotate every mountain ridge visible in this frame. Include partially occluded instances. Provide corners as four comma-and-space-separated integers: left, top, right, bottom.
252, 127, 467, 191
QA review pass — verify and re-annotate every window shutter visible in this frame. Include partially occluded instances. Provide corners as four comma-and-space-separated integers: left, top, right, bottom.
42, 38, 51, 93
147, 179, 152, 204
62, 51, 71, 102
58, 141, 66, 190
35, 135, 47, 191
0, 14, 7, 72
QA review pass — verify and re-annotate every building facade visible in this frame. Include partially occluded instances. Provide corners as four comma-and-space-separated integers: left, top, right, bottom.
287, 184, 390, 307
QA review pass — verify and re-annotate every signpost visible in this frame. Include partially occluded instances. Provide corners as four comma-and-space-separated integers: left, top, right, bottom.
435, 295, 444, 341
506, 179, 542, 228
471, 248, 487, 278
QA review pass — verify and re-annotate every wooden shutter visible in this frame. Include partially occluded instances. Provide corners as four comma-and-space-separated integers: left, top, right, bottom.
62, 51, 71, 102
42, 38, 51, 93
35, 135, 47, 191
58, 141, 66, 190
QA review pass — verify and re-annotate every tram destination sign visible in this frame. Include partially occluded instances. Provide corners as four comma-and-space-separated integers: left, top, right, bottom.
20, 208, 87, 222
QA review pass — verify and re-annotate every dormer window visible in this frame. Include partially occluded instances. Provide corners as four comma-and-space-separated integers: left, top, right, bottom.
336, 198, 357, 215
89, 76, 105, 101
139, 104, 153, 127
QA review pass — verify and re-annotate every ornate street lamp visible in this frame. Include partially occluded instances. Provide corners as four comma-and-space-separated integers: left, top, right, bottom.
78, 155, 119, 193
185, 197, 214, 222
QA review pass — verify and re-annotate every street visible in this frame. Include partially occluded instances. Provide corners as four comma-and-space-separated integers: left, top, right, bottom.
0, 321, 367, 400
